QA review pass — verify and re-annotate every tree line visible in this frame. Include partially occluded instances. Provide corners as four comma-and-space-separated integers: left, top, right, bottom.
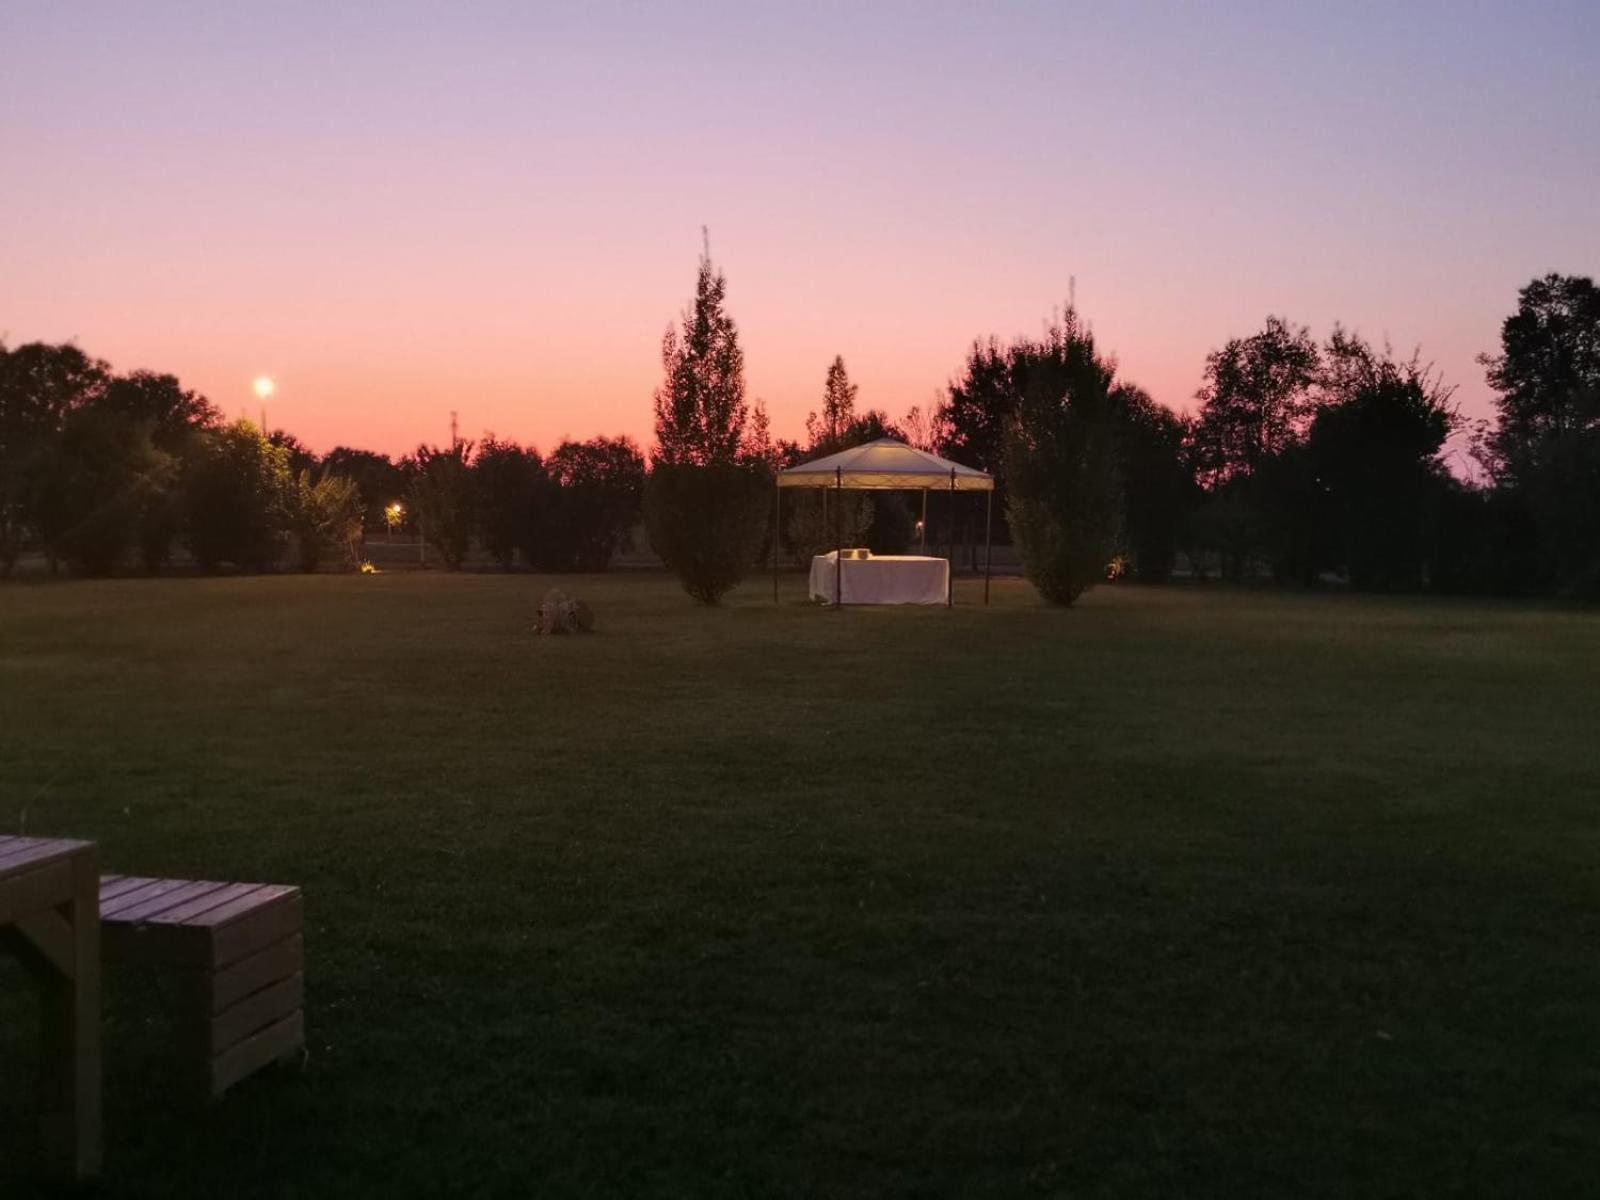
931, 273, 1600, 603
4, 262, 1596, 606
0, 345, 649, 577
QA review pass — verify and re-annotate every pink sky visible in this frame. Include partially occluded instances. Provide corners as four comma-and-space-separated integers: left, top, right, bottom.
4, 3, 1596, 467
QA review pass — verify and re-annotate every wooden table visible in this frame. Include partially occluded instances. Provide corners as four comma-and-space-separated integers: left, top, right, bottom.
0, 836, 101, 1181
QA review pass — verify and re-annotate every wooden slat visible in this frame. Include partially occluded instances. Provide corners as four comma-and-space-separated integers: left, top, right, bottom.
99, 878, 187, 918
209, 933, 304, 1014
139, 882, 258, 926
0, 838, 78, 873
154, 883, 267, 928
97, 876, 156, 904
195, 884, 298, 929
213, 894, 302, 969
104, 880, 217, 921
209, 1010, 304, 1099
210, 973, 303, 1056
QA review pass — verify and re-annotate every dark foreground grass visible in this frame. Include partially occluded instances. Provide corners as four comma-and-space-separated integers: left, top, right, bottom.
2, 572, 1598, 1197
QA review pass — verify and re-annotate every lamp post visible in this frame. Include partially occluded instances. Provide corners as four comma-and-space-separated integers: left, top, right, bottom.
252, 376, 275, 433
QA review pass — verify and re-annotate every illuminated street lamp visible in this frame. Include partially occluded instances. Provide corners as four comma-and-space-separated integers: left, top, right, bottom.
253, 376, 275, 433
384, 502, 404, 543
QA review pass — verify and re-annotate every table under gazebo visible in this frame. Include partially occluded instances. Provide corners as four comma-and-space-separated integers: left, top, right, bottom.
773, 438, 995, 606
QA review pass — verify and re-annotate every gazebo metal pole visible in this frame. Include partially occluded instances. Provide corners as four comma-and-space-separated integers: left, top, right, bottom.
920, 488, 928, 552
834, 466, 843, 608
983, 486, 993, 605
772, 481, 780, 603
947, 467, 955, 607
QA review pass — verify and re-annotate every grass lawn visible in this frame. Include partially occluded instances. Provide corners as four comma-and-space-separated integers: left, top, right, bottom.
2, 571, 1598, 1197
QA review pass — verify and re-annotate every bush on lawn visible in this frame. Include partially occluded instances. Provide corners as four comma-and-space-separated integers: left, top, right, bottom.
183, 420, 292, 570
1004, 312, 1124, 606
287, 469, 364, 572
645, 461, 770, 603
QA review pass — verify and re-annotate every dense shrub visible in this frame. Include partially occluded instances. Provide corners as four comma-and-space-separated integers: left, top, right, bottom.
645, 462, 770, 603
183, 420, 292, 570
865, 492, 916, 556
287, 469, 364, 572
784, 489, 873, 565
1004, 316, 1124, 606
528, 437, 646, 571
405, 443, 476, 569
34, 408, 175, 575
474, 437, 543, 570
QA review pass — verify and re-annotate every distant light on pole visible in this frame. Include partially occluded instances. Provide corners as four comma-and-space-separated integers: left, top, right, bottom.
252, 376, 275, 434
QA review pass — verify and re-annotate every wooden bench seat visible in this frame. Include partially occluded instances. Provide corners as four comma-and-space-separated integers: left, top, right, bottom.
98, 876, 304, 1101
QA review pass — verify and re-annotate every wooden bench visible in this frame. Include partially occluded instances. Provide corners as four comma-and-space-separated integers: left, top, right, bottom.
98, 875, 304, 1101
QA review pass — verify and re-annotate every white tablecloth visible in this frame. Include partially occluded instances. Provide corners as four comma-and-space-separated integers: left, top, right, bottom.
809, 553, 949, 605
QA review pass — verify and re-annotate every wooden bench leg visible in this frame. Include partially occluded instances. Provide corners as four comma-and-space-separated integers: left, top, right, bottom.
38, 853, 102, 1181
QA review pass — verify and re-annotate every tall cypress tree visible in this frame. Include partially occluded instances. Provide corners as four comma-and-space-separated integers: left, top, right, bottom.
652, 238, 748, 467
805, 356, 858, 453
646, 239, 770, 603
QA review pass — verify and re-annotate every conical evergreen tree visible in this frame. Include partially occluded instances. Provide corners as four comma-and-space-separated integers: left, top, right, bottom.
653, 238, 748, 467
806, 356, 858, 453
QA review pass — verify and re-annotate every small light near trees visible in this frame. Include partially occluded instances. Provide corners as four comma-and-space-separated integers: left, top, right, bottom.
253, 376, 276, 400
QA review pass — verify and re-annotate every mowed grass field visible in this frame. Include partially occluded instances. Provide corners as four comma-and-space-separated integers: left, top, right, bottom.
2, 572, 1598, 1197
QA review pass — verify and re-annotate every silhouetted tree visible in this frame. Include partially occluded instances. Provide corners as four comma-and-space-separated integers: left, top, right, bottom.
938, 339, 1022, 482
405, 442, 476, 569
474, 436, 543, 569
268, 429, 318, 477
183, 420, 292, 570
99, 371, 218, 447
741, 398, 780, 470
805, 356, 859, 453
900, 401, 936, 452
652, 241, 749, 467
1480, 274, 1600, 594
0, 342, 110, 573
287, 469, 363, 572
1182, 318, 1321, 580
646, 462, 771, 604
1308, 331, 1457, 590
786, 489, 873, 565
647, 241, 768, 602
32, 408, 176, 575
1480, 274, 1600, 472
532, 436, 646, 571
1113, 386, 1192, 582
324, 447, 405, 534
1190, 317, 1320, 489
1004, 311, 1124, 606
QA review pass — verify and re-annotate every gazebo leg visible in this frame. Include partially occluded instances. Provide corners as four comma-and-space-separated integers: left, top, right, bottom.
984, 488, 993, 605
834, 466, 843, 609
947, 469, 956, 607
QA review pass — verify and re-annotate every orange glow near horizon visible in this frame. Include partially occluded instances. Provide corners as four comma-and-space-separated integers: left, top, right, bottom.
4, 6, 1595, 466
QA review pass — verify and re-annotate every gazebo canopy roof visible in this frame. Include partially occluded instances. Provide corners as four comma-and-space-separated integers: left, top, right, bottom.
776, 438, 993, 491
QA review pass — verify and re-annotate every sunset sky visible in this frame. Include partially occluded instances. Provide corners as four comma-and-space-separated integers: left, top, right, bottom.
4, 2, 1596, 463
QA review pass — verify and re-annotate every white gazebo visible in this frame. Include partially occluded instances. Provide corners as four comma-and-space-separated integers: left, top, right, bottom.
774, 438, 996, 606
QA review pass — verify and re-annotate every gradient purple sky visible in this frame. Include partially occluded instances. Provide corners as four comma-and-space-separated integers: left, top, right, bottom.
4, 2, 1597, 462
